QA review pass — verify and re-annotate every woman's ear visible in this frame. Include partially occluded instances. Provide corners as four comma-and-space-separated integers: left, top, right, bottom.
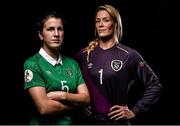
38, 31, 43, 40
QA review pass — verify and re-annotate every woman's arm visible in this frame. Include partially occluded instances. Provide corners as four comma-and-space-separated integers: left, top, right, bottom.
47, 83, 90, 107
28, 86, 73, 116
130, 51, 162, 116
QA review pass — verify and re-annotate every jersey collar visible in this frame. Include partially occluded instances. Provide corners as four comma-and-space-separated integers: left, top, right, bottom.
39, 48, 63, 66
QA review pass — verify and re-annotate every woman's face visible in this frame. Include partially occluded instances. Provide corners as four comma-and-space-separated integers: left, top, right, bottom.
39, 17, 64, 50
95, 10, 114, 38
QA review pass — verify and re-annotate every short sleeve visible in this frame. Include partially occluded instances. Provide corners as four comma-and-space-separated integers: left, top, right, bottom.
24, 59, 46, 90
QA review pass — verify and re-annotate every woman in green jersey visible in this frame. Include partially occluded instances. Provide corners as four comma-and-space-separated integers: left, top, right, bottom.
24, 11, 90, 125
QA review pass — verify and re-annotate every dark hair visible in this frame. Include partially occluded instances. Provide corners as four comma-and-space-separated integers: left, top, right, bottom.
37, 11, 65, 33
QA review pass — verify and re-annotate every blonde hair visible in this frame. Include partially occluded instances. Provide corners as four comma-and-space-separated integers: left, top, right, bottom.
85, 4, 123, 62
95, 4, 123, 43
85, 39, 99, 62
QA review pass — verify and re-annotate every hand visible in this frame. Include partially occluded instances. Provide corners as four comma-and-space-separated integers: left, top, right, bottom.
108, 105, 135, 121
83, 106, 92, 117
47, 91, 67, 101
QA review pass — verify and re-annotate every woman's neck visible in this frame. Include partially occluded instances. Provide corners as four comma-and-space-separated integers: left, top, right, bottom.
99, 38, 116, 50
43, 46, 59, 60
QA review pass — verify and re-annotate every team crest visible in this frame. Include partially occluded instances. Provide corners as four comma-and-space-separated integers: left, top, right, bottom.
111, 60, 123, 72
66, 69, 73, 77
24, 69, 33, 82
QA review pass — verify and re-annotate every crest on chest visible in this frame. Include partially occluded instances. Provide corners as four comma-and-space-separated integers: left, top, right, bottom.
111, 60, 123, 72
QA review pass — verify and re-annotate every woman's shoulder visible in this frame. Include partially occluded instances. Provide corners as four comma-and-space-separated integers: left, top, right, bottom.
117, 43, 144, 59
62, 55, 74, 61
24, 53, 41, 66
116, 43, 135, 54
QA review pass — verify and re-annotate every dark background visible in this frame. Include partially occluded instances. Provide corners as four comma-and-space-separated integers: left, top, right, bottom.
1, 0, 177, 125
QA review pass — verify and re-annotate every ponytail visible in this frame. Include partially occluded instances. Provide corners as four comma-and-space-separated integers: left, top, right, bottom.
85, 39, 99, 63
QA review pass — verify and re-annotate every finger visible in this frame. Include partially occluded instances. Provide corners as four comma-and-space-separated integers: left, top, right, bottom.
88, 106, 91, 109
82, 106, 92, 116
115, 114, 126, 121
109, 111, 124, 120
108, 108, 122, 116
83, 110, 91, 116
109, 105, 122, 111
111, 111, 126, 121
84, 108, 92, 115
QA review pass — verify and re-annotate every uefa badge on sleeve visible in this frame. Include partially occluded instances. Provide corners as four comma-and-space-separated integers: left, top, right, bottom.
24, 69, 33, 82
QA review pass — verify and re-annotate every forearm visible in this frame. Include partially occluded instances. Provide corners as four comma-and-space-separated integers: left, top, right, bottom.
67, 83, 90, 106
47, 91, 90, 107
132, 81, 162, 115
65, 92, 90, 106
28, 87, 73, 116
135, 60, 162, 115
47, 84, 90, 107
37, 98, 73, 116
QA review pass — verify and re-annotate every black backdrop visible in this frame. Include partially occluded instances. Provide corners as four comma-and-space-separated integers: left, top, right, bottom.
1, 0, 176, 124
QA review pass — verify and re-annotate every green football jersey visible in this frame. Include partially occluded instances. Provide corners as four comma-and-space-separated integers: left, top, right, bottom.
24, 52, 85, 125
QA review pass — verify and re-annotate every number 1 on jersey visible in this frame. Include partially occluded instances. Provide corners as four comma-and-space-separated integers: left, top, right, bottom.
98, 69, 103, 85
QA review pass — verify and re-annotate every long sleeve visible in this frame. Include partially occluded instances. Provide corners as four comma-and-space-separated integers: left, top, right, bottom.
131, 53, 162, 116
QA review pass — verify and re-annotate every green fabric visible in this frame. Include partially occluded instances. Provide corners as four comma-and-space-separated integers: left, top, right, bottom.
24, 53, 85, 125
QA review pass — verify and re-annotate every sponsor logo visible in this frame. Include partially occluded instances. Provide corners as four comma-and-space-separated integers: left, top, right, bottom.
87, 63, 93, 69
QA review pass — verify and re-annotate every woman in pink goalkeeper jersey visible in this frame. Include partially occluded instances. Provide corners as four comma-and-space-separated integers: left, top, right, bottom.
76, 4, 162, 125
